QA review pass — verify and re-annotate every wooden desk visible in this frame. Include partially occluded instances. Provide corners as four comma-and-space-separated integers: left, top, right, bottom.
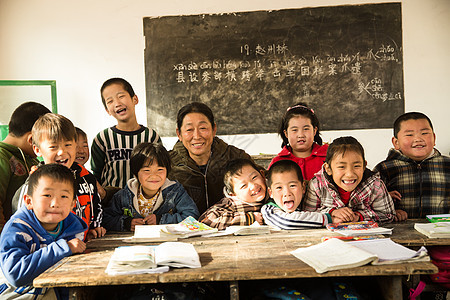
34, 221, 439, 299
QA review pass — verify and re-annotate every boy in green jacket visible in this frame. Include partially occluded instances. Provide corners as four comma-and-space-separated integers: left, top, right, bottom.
0, 102, 50, 226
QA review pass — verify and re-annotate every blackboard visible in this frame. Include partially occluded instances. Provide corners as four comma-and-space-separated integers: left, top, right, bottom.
144, 3, 404, 136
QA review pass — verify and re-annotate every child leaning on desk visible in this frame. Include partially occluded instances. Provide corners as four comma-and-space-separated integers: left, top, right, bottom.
373, 112, 450, 221
199, 158, 266, 230
304, 136, 395, 223
0, 164, 87, 299
262, 159, 332, 229
102, 142, 199, 231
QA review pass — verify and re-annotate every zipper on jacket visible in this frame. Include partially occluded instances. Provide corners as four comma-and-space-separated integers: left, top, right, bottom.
418, 163, 423, 217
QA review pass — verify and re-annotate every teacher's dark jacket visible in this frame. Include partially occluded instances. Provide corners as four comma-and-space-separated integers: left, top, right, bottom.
169, 137, 253, 215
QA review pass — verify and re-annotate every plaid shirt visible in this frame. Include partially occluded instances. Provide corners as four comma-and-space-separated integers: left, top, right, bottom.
304, 166, 395, 223
199, 196, 263, 230
373, 148, 450, 218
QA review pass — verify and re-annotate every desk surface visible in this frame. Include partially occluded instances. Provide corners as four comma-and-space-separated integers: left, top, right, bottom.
34, 220, 440, 288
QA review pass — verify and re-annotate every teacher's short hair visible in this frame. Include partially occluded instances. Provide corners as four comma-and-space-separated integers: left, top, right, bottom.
176, 102, 215, 129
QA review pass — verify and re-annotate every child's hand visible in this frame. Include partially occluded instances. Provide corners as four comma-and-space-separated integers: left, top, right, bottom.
143, 214, 157, 225
389, 190, 402, 202
86, 227, 106, 241
130, 218, 145, 231
394, 209, 408, 222
253, 212, 264, 225
331, 207, 355, 222
97, 181, 106, 199
67, 238, 86, 254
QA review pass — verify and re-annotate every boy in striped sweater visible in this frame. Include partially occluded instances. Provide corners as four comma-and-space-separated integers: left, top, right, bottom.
91, 78, 161, 189
262, 160, 331, 230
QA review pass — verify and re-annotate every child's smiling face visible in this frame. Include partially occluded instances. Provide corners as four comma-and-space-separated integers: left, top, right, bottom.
269, 170, 304, 213
24, 176, 75, 231
138, 160, 167, 198
230, 165, 266, 203
325, 150, 366, 192
102, 83, 138, 123
75, 134, 89, 166
392, 118, 435, 161
34, 136, 76, 168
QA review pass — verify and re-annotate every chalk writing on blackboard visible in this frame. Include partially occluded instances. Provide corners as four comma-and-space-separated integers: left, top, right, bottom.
144, 3, 404, 136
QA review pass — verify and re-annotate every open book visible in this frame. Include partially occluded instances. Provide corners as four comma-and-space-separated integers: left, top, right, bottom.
291, 238, 428, 274
106, 242, 201, 275
415, 222, 450, 238
162, 216, 218, 238
123, 225, 178, 243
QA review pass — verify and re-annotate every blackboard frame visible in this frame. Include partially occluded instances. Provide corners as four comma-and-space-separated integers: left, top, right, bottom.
144, 3, 404, 137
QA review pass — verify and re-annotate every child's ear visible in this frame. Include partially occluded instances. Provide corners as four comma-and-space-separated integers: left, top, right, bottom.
33, 144, 42, 158
26, 133, 33, 146
364, 160, 367, 169
268, 187, 273, 198
302, 181, 307, 195
392, 136, 400, 150
324, 163, 332, 176
132, 95, 139, 105
283, 129, 288, 139
24, 194, 33, 210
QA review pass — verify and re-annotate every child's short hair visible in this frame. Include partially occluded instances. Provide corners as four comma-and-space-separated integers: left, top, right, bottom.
100, 78, 135, 109
8, 102, 51, 137
325, 136, 365, 164
223, 158, 260, 195
267, 160, 304, 187
27, 164, 76, 199
32, 113, 78, 148
393, 112, 434, 138
176, 102, 215, 130
75, 127, 87, 140
278, 102, 322, 147
130, 143, 171, 178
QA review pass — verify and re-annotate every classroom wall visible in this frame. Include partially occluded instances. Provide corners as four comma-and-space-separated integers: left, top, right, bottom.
0, 0, 449, 168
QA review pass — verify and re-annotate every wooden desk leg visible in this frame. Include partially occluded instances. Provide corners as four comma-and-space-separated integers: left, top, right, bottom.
229, 280, 239, 300
377, 276, 402, 300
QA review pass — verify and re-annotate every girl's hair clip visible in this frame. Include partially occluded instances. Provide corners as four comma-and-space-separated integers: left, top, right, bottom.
287, 105, 315, 114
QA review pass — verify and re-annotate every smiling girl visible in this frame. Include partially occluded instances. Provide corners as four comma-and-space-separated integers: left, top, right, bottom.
269, 102, 328, 181
304, 136, 395, 223
102, 143, 199, 231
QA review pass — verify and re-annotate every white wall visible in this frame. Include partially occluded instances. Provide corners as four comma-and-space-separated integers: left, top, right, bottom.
1, 0, 449, 169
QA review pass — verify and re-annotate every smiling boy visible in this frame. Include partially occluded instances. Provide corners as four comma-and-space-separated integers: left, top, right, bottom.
262, 160, 331, 230
12, 113, 105, 240
91, 78, 161, 189
199, 158, 266, 230
374, 112, 450, 220
0, 164, 87, 299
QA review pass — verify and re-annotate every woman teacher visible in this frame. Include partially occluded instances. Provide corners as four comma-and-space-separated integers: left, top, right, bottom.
169, 102, 255, 215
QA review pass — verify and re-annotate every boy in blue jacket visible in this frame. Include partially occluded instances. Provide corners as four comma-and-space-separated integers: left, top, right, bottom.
0, 163, 87, 299
103, 142, 199, 231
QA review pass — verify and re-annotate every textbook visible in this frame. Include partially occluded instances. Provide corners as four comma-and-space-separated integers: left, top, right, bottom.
326, 221, 393, 236
426, 214, 450, 223
106, 242, 201, 275
162, 216, 218, 238
290, 238, 428, 274
414, 222, 450, 238
123, 225, 178, 243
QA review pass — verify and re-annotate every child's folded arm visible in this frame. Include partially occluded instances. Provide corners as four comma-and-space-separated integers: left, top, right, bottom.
355, 180, 396, 223
262, 204, 327, 230
199, 205, 243, 230
102, 192, 131, 231
159, 185, 200, 224
0, 234, 72, 287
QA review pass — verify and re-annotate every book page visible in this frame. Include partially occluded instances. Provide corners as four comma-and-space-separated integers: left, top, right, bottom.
290, 238, 377, 273
155, 242, 201, 268
347, 238, 428, 263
